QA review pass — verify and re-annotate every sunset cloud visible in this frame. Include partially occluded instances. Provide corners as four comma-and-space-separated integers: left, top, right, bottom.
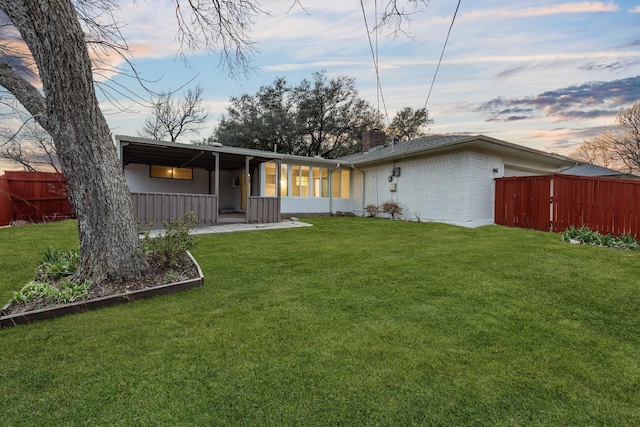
478, 76, 640, 122
461, 2, 619, 21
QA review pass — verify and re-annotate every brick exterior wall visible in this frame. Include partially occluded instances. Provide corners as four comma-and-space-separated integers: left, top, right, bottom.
351, 150, 503, 227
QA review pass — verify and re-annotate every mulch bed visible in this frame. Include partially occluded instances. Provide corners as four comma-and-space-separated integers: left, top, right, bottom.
0, 252, 203, 329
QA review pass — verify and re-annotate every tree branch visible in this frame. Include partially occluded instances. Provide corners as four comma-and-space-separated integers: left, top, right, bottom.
0, 62, 48, 131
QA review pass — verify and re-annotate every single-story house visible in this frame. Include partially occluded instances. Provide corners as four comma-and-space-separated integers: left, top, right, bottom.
116, 131, 577, 228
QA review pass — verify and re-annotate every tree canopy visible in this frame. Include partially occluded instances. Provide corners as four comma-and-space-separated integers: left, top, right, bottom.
387, 107, 433, 141
213, 71, 384, 158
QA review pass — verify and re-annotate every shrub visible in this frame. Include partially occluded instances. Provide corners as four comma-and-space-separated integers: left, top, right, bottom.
142, 211, 199, 270
365, 204, 379, 217
561, 225, 638, 250
381, 200, 403, 220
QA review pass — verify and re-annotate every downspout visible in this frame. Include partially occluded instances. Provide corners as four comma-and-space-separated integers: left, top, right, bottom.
351, 164, 366, 216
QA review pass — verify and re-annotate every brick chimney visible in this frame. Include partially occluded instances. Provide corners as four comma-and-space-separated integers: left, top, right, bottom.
362, 129, 386, 152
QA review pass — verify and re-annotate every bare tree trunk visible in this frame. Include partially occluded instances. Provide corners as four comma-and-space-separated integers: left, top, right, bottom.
0, 0, 148, 284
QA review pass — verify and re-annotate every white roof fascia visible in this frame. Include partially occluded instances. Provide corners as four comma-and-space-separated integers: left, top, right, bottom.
115, 135, 342, 167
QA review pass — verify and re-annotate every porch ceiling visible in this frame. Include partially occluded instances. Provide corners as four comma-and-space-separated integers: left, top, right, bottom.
121, 143, 273, 171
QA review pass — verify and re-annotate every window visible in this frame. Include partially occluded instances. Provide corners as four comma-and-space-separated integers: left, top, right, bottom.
280, 164, 337, 198
331, 169, 350, 198
265, 162, 277, 196
313, 167, 329, 198
280, 164, 288, 196
300, 166, 310, 197
150, 165, 193, 180
291, 165, 300, 197
341, 169, 350, 199
290, 165, 310, 197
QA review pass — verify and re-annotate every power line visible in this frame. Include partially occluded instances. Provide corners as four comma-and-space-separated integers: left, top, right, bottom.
360, 0, 390, 125
424, 0, 461, 109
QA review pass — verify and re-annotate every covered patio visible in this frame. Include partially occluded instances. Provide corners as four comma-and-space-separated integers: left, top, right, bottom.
117, 136, 282, 226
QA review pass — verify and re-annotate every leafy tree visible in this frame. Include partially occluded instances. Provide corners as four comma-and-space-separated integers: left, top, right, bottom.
214, 71, 384, 158
215, 77, 299, 153
139, 84, 209, 142
294, 71, 383, 158
387, 106, 433, 141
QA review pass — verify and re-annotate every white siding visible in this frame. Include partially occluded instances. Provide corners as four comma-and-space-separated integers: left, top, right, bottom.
281, 197, 331, 214
356, 151, 502, 227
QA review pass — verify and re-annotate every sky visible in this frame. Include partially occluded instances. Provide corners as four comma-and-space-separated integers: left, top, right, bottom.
7, 0, 640, 165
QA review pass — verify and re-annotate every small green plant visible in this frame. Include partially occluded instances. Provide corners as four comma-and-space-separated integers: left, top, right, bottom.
381, 200, 403, 220
365, 204, 379, 217
561, 225, 639, 250
142, 211, 199, 270
8, 247, 91, 306
11, 280, 90, 305
35, 247, 80, 281
163, 270, 183, 283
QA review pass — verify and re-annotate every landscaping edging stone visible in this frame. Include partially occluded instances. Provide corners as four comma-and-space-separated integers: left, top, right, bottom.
0, 251, 204, 329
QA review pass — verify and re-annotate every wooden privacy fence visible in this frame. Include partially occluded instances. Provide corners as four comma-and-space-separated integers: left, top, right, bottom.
495, 174, 640, 237
0, 171, 74, 226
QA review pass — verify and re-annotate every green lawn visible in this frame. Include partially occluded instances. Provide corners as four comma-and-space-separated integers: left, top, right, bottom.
1, 218, 639, 426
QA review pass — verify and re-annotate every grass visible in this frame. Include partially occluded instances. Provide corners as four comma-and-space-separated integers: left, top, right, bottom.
1, 217, 639, 425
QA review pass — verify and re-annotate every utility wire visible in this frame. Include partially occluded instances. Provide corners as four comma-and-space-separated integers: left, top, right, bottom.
375, 0, 379, 113
424, 0, 461, 109
360, 0, 390, 125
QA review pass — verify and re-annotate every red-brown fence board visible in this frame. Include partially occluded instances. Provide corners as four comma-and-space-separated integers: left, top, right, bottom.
0, 176, 12, 226
496, 174, 640, 237
495, 176, 551, 231
0, 171, 74, 226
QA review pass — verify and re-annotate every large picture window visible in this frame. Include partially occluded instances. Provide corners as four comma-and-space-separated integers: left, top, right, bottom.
277, 164, 347, 199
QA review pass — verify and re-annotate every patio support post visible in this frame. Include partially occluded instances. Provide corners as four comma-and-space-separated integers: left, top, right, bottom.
275, 160, 281, 198
245, 156, 253, 223
214, 152, 219, 224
